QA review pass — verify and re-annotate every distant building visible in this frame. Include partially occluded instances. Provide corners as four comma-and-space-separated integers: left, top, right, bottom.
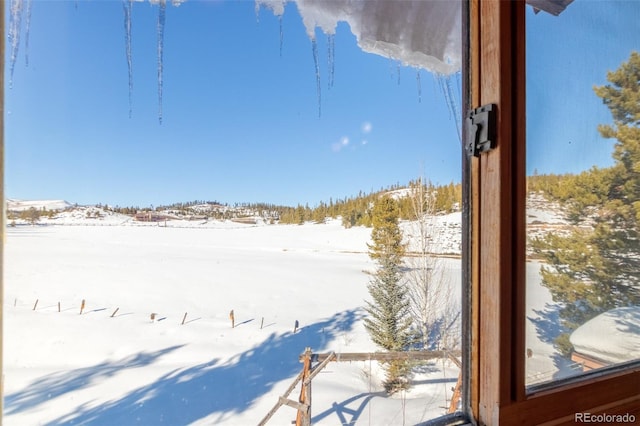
134, 212, 172, 222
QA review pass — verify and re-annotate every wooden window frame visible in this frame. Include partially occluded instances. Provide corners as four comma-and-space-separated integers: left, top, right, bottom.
470, 1, 640, 424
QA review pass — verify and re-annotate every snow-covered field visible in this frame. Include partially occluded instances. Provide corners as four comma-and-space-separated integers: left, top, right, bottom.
4, 209, 572, 425
4, 220, 466, 425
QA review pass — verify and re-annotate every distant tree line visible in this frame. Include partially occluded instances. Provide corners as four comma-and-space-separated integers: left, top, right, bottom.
7, 182, 463, 228
7, 206, 56, 224
277, 180, 462, 227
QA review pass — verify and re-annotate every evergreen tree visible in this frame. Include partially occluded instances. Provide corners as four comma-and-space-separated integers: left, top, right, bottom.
364, 195, 413, 393
533, 51, 640, 355
368, 196, 406, 263
21, 207, 41, 224
292, 205, 306, 224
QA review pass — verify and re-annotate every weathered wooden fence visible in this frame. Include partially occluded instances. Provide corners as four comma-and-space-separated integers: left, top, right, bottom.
258, 348, 462, 426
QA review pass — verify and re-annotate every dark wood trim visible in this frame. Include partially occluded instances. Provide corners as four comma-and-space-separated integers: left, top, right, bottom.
511, 0, 528, 402
469, 0, 481, 421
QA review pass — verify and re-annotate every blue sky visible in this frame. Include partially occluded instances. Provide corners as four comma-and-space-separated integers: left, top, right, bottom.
5, 0, 463, 208
526, 1, 639, 176
5, 0, 638, 208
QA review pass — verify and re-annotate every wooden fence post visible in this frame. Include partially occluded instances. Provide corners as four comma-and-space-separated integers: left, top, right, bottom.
80, 299, 86, 315
181, 312, 188, 325
33, 299, 39, 311
111, 307, 120, 318
229, 309, 235, 328
296, 347, 312, 426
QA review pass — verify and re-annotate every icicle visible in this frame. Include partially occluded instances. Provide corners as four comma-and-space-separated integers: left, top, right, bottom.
157, 0, 166, 124
455, 72, 463, 110
8, 0, 24, 89
279, 15, 284, 57
254, 1, 261, 22
327, 33, 335, 89
123, 0, 134, 118
255, 1, 287, 55
311, 37, 321, 117
436, 73, 462, 144
416, 70, 422, 103
24, 0, 32, 67
436, 74, 448, 116
446, 73, 462, 143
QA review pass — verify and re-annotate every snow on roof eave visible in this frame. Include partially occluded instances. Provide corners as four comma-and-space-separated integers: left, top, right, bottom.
570, 306, 640, 365
527, 0, 574, 16
256, 0, 574, 75
359, 39, 459, 76
257, 0, 462, 75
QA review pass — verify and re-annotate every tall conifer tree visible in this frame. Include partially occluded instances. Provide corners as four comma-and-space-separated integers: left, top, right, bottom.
364, 195, 413, 393
534, 51, 640, 354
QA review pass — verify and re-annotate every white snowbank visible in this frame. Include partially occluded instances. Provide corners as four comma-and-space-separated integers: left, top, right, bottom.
570, 306, 640, 365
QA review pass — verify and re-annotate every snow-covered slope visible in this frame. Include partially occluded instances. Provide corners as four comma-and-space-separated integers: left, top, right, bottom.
7, 198, 73, 211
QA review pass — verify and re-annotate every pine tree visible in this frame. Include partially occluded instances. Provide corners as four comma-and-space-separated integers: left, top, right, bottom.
368, 196, 406, 263
364, 195, 414, 393
533, 51, 640, 355
22, 207, 41, 224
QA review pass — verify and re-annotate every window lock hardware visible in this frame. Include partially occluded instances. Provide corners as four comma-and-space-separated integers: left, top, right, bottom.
466, 104, 496, 157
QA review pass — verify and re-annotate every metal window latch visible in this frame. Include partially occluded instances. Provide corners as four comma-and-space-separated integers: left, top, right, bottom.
466, 104, 496, 157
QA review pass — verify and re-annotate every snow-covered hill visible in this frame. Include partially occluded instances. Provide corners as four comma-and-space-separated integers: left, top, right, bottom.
7, 198, 73, 212
7, 193, 573, 257
7, 200, 279, 228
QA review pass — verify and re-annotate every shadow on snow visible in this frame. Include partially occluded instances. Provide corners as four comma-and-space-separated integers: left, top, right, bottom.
4, 345, 185, 416
8, 309, 363, 425
528, 302, 565, 345
312, 391, 386, 426
527, 303, 600, 381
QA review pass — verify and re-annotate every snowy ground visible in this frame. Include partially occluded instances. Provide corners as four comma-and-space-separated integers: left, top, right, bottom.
4, 213, 571, 425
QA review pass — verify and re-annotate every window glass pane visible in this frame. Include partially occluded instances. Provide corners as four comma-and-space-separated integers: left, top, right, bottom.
526, 1, 640, 387
4, 1, 465, 423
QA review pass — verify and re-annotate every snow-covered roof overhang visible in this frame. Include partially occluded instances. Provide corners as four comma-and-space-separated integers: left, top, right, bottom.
527, 0, 574, 16
570, 306, 640, 365
256, 0, 574, 75
258, 0, 462, 75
